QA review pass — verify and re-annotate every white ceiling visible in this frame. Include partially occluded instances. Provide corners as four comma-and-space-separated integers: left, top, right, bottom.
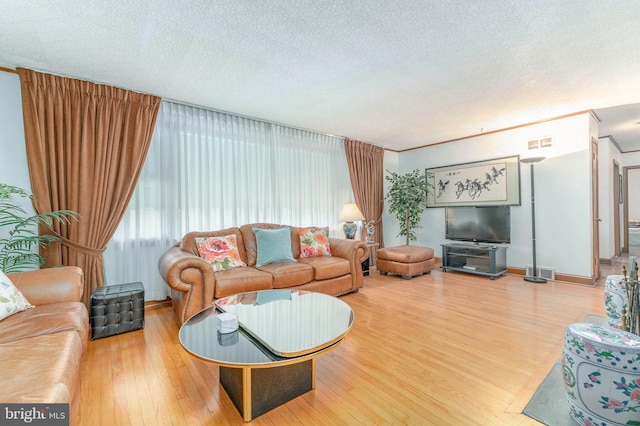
1, 0, 640, 152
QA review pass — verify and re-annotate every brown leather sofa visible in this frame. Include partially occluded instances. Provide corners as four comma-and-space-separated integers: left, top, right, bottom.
1, 266, 89, 425
159, 223, 369, 323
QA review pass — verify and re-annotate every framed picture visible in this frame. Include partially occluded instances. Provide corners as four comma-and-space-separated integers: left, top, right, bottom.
426, 155, 521, 207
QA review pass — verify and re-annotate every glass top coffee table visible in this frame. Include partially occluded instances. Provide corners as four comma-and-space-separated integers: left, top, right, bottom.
179, 289, 354, 422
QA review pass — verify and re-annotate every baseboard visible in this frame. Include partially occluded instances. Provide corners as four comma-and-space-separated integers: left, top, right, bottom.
507, 266, 595, 286
599, 255, 619, 265
145, 297, 172, 310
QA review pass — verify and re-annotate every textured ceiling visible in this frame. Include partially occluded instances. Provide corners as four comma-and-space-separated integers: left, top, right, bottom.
1, 0, 640, 151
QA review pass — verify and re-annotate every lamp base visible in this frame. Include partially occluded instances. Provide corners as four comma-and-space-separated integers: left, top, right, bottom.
524, 276, 547, 284
343, 222, 357, 239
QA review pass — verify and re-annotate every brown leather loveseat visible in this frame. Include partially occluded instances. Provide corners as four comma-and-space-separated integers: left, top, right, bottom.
1, 266, 89, 425
159, 223, 368, 323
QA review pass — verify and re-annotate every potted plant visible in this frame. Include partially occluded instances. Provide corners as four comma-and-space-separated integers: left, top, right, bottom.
385, 169, 431, 245
0, 183, 79, 273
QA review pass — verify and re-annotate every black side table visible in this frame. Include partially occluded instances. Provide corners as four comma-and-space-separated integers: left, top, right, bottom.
362, 242, 380, 276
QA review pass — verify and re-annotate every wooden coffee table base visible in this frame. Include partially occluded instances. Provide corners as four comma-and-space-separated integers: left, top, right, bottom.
220, 359, 315, 422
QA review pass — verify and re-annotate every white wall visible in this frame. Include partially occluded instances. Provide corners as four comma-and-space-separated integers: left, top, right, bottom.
629, 169, 640, 219
382, 150, 400, 243
621, 151, 640, 168
0, 72, 35, 227
384, 113, 595, 278
0, 72, 29, 189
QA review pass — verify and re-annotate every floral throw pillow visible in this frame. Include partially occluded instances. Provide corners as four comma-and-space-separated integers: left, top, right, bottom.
299, 227, 332, 258
195, 234, 247, 272
0, 270, 34, 321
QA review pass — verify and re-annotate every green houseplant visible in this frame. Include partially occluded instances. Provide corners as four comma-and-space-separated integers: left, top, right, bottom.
385, 169, 431, 245
0, 183, 79, 273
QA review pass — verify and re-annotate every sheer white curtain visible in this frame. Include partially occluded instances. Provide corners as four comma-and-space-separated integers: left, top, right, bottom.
104, 101, 354, 301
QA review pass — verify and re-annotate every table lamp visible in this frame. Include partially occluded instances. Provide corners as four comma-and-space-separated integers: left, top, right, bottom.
339, 203, 365, 239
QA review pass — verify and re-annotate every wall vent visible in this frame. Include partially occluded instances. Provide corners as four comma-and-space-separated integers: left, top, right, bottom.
540, 137, 553, 147
525, 265, 556, 280
527, 137, 553, 149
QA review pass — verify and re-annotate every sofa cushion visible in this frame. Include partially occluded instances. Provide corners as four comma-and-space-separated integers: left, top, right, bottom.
195, 234, 247, 272
295, 274, 353, 296
299, 226, 332, 258
298, 256, 351, 280
257, 262, 314, 289
0, 270, 34, 321
0, 331, 82, 404
213, 267, 273, 298
253, 227, 295, 267
181, 228, 246, 263
0, 302, 89, 349
239, 223, 282, 266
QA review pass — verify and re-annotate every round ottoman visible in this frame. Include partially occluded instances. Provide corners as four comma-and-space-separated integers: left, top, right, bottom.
562, 322, 640, 425
604, 275, 627, 327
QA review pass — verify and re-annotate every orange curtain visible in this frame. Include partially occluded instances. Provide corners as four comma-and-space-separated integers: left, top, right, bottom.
344, 139, 385, 246
17, 68, 161, 306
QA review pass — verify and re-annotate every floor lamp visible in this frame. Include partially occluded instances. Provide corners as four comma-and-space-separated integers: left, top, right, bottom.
521, 156, 547, 283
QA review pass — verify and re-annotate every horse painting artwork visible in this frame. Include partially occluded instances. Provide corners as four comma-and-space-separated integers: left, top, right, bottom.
434, 162, 508, 204
426, 156, 520, 207
437, 179, 449, 198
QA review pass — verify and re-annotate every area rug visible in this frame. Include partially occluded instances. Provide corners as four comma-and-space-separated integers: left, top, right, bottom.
523, 315, 608, 425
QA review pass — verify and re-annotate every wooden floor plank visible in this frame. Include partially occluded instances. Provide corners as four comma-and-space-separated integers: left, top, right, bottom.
78, 260, 618, 425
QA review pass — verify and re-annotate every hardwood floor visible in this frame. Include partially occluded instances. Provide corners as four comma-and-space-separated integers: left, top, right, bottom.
78, 262, 623, 425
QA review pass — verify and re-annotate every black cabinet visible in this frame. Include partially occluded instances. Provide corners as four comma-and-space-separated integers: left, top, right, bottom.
441, 243, 507, 279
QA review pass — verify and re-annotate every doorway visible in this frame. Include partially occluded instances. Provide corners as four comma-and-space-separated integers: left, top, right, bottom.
625, 167, 640, 257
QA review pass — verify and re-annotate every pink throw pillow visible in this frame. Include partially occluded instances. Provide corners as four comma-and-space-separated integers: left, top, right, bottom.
195, 234, 246, 272
298, 227, 332, 258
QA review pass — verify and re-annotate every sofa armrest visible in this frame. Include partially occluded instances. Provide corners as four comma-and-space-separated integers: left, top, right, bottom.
158, 244, 216, 323
7, 266, 84, 305
329, 238, 369, 262
329, 238, 368, 291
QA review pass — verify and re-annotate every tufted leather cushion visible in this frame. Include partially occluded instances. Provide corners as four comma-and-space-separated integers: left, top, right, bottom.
377, 245, 434, 263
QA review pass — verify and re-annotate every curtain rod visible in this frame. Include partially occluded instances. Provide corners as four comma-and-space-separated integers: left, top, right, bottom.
1, 65, 384, 148
162, 96, 350, 141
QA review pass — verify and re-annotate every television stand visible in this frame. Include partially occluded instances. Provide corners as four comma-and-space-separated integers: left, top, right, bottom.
440, 243, 507, 279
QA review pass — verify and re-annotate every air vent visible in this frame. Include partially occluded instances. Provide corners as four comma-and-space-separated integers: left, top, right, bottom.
528, 137, 553, 149
525, 265, 555, 280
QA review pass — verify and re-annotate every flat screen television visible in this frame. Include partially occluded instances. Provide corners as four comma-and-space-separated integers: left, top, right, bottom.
445, 206, 511, 244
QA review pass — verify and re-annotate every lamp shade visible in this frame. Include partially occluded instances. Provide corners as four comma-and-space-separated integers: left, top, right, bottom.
520, 156, 545, 164
339, 203, 365, 222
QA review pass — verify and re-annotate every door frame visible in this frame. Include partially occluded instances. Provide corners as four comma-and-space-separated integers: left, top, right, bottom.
623, 166, 640, 253
591, 137, 600, 281
613, 160, 621, 257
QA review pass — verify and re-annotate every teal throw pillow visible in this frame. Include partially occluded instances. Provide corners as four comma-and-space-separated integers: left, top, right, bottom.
253, 227, 295, 267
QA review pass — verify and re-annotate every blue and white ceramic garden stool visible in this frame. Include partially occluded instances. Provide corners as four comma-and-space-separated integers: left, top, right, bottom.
604, 275, 627, 328
562, 322, 640, 425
